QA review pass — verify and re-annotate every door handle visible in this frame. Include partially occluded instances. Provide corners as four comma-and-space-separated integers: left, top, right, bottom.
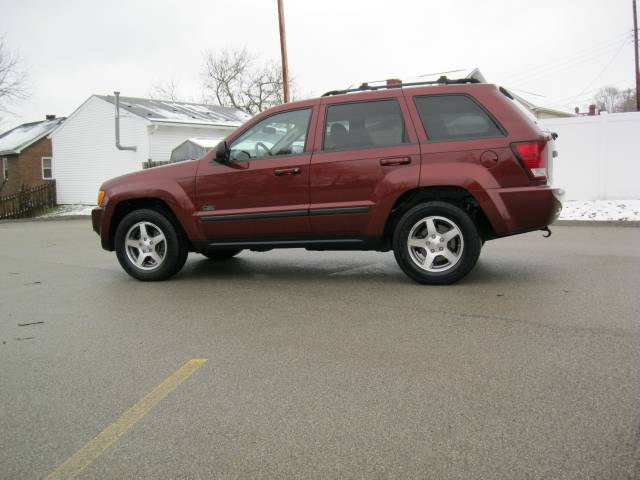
380, 157, 411, 166
273, 167, 301, 176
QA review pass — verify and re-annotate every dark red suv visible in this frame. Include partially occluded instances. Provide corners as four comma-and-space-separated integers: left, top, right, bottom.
92, 78, 562, 284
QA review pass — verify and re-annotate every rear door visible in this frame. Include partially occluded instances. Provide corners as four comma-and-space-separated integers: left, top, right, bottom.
309, 93, 420, 238
195, 104, 317, 240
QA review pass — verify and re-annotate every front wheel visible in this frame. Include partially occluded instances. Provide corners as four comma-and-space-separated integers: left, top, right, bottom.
392, 202, 481, 285
115, 209, 188, 281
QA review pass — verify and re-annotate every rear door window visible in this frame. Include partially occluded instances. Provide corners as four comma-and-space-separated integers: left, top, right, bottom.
413, 95, 504, 142
323, 99, 408, 151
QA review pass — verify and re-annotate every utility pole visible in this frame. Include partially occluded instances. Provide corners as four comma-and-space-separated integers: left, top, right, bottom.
634, 0, 640, 111
277, 0, 290, 103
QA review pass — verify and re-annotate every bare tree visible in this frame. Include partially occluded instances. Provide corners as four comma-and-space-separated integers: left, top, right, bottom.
594, 86, 621, 113
149, 77, 182, 102
593, 86, 637, 113
201, 48, 290, 115
617, 88, 637, 112
0, 37, 30, 121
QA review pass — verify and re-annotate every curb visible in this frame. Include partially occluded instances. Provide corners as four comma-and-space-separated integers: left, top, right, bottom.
553, 220, 640, 227
0, 215, 90, 224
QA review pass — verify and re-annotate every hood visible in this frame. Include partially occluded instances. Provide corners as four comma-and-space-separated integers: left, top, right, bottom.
101, 159, 200, 191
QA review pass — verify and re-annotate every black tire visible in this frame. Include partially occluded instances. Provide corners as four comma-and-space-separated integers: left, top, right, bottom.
115, 208, 188, 281
201, 249, 242, 260
392, 201, 481, 285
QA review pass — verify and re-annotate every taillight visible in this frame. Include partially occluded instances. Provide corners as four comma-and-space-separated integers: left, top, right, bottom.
511, 141, 547, 181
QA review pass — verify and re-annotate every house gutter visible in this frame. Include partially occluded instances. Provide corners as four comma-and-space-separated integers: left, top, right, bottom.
114, 91, 137, 151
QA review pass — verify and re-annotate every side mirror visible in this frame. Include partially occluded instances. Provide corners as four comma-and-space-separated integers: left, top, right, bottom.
215, 141, 230, 164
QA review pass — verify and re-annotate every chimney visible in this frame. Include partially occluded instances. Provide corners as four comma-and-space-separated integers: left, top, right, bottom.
386, 78, 402, 87
46, 114, 56, 120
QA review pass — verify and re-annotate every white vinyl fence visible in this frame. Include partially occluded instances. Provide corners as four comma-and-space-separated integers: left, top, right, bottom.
541, 112, 640, 201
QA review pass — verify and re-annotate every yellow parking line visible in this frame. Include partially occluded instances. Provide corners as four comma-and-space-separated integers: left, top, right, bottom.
47, 358, 208, 480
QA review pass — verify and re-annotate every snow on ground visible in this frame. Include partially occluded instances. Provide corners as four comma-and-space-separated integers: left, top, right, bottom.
37, 200, 640, 221
559, 200, 640, 221
39, 204, 95, 217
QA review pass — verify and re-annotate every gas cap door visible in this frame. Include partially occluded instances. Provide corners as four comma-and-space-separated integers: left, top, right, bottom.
480, 150, 499, 168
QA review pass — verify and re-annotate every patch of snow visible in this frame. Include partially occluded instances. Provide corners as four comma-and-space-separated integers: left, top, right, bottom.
39, 205, 95, 217
103, 95, 250, 126
0, 118, 63, 154
147, 117, 242, 127
559, 200, 640, 221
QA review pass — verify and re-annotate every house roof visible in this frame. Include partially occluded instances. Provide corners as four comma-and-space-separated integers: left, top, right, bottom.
0, 117, 66, 156
96, 95, 250, 127
510, 92, 575, 119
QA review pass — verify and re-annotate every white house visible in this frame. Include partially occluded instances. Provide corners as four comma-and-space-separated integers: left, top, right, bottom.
50, 95, 249, 204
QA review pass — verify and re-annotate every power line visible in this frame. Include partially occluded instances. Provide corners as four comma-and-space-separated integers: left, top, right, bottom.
545, 79, 632, 107
547, 80, 634, 108
569, 39, 631, 104
506, 38, 631, 88
500, 31, 630, 84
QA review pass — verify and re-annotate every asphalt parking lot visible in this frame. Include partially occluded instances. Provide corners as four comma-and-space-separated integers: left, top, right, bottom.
1, 219, 639, 479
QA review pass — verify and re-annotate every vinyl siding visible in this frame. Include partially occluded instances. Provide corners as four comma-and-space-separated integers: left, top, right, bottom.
52, 96, 149, 204
51, 96, 239, 204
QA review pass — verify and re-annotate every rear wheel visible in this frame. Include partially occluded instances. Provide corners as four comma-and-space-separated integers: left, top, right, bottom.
201, 249, 242, 260
392, 201, 481, 285
115, 209, 188, 281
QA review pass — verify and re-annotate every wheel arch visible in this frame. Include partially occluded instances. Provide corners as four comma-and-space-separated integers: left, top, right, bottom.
108, 197, 193, 251
383, 186, 496, 246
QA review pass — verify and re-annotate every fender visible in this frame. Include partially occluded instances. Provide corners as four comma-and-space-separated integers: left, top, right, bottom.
98, 161, 203, 249
418, 154, 524, 236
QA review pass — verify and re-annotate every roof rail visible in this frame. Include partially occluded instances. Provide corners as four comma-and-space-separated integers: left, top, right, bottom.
321, 76, 481, 97
322, 76, 480, 97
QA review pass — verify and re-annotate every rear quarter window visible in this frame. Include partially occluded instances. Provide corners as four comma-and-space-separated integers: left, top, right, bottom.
414, 94, 504, 142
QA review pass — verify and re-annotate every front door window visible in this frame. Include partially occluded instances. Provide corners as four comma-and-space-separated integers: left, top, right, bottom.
229, 108, 311, 161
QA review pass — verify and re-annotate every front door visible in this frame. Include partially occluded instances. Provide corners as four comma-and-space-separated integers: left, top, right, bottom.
195, 106, 316, 240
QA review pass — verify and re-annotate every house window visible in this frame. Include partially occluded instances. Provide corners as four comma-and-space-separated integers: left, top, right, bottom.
2, 157, 8, 180
42, 157, 53, 180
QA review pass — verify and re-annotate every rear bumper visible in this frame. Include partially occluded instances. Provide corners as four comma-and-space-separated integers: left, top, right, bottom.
479, 186, 563, 236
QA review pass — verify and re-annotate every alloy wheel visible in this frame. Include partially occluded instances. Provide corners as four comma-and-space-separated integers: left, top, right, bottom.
125, 221, 168, 271
406, 215, 464, 272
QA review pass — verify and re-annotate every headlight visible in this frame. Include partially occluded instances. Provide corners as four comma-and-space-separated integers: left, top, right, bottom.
97, 191, 106, 206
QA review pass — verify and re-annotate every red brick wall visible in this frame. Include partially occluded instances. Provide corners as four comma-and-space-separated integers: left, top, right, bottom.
0, 137, 55, 196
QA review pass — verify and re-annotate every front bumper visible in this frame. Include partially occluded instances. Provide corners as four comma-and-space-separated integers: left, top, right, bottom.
91, 207, 103, 235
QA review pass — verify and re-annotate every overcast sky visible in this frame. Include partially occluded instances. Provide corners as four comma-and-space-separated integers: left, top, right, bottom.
0, 0, 636, 130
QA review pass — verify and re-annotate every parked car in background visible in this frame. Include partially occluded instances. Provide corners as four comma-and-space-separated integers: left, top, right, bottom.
92, 77, 562, 284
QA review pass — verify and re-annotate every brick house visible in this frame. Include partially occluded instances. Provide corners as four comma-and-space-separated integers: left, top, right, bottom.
0, 116, 65, 196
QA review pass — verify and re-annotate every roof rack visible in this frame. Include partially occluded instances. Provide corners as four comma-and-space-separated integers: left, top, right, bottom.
321, 76, 481, 97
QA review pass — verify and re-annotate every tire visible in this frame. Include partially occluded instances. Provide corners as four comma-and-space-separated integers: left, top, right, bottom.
201, 249, 242, 260
115, 208, 188, 281
392, 201, 481, 285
